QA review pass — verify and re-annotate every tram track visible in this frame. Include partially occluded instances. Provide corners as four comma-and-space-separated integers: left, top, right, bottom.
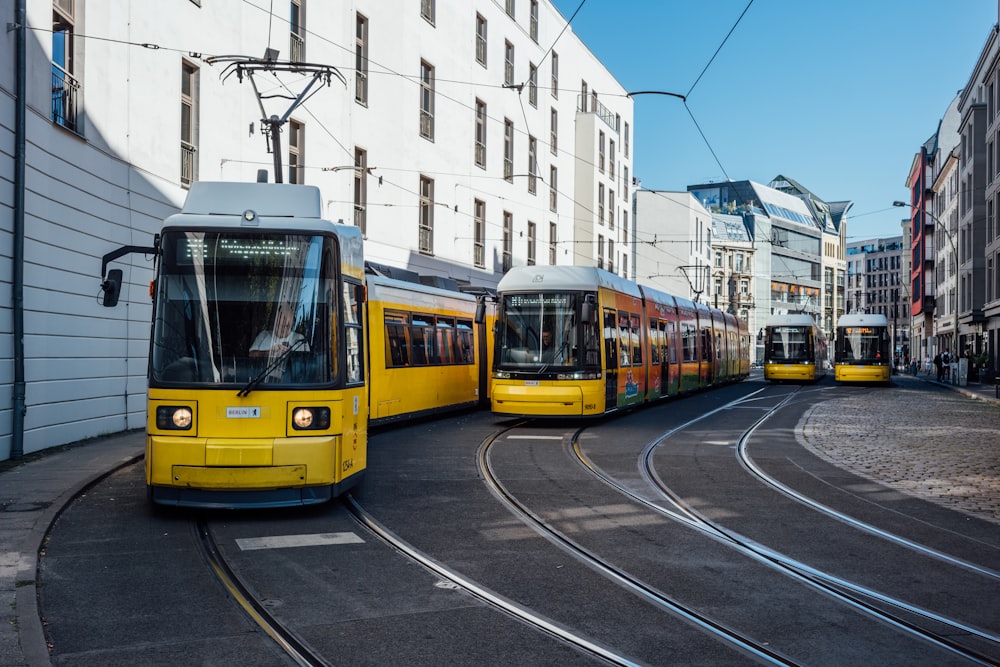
187, 384, 998, 665
194, 515, 328, 667
570, 384, 1000, 665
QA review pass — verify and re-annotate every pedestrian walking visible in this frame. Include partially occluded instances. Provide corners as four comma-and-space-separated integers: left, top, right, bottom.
933, 353, 943, 382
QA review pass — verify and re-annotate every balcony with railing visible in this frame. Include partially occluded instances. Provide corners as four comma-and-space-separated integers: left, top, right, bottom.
180, 142, 197, 187
289, 32, 304, 62
578, 93, 618, 131
51, 63, 80, 132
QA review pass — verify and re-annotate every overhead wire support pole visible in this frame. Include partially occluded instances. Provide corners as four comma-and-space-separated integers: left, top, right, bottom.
208, 55, 346, 183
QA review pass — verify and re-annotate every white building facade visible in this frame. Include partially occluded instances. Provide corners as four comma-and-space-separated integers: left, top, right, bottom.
631, 190, 713, 300
0, 0, 633, 459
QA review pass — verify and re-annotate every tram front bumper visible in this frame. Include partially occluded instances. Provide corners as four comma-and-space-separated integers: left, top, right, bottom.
491, 383, 587, 416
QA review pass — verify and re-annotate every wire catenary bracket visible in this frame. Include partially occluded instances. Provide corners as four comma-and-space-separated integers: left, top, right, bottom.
206, 55, 347, 182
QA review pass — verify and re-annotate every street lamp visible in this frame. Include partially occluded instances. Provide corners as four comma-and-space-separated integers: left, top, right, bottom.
892, 200, 959, 367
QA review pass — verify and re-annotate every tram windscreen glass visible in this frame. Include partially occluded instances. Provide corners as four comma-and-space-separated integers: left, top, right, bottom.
151, 231, 338, 387
496, 292, 597, 369
836, 326, 887, 364
765, 326, 812, 363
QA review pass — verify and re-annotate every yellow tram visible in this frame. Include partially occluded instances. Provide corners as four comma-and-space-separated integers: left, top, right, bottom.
763, 314, 828, 382
366, 273, 491, 425
105, 182, 368, 508
834, 313, 891, 384
490, 266, 749, 417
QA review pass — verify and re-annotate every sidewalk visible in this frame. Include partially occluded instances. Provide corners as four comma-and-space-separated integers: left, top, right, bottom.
0, 431, 145, 667
901, 368, 1000, 406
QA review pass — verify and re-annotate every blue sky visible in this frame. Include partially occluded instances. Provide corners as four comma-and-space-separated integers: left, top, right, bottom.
550, 0, 998, 241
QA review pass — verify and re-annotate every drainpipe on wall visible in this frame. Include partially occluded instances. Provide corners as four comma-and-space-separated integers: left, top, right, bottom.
10, 0, 27, 459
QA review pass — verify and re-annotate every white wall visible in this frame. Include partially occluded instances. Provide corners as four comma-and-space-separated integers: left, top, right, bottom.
0, 0, 632, 458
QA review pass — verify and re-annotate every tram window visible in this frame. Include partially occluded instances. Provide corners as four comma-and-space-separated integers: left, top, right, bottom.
649, 319, 660, 365
667, 320, 677, 363
618, 311, 631, 366
630, 314, 642, 366
456, 320, 474, 363
681, 322, 695, 362
409, 315, 430, 365
343, 282, 364, 384
604, 309, 618, 367
436, 318, 452, 365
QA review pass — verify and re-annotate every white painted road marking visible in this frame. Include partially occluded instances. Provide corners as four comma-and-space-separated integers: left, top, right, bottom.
236, 532, 365, 551
507, 435, 563, 440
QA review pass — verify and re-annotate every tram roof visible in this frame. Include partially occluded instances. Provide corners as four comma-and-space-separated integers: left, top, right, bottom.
181, 181, 323, 218
496, 265, 642, 297
766, 313, 820, 327
836, 313, 889, 327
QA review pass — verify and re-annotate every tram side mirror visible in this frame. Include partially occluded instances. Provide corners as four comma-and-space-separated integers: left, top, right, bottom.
581, 297, 594, 323
101, 269, 123, 308
475, 299, 486, 324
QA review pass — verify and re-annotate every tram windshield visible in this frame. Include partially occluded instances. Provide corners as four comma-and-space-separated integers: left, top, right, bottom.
765, 325, 815, 363
495, 291, 599, 371
150, 231, 339, 387
836, 326, 889, 364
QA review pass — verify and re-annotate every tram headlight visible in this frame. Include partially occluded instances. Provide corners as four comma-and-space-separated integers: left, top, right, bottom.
292, 407, 330, 431
493, 371, 512, 379
156, 406, 193, 430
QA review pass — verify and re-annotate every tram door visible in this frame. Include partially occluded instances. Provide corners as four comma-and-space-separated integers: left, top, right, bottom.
603, 308, 618, 409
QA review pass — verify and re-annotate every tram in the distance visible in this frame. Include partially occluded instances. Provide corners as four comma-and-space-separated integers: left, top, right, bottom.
489, 265, 749, 417
833, 313, 892, 384
763, 314, 828, 382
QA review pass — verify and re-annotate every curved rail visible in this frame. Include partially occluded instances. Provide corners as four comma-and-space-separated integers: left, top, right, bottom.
194, 517, 328, 667
478, 426, 798, 666
569, 386, 1000, 664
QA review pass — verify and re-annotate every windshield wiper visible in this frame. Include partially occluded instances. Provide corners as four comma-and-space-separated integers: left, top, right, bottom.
237, 338, 306, 397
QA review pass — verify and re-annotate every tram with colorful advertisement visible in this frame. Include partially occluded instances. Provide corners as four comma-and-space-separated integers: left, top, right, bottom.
126, 182, 368, 508
763, 314, 828, 382
834, 313, 891, 384
489, 266, 749, 417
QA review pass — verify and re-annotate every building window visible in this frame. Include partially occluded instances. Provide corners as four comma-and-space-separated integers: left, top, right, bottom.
51, 0, 80, 132
287, 119, 304, 184
608, 189, 614, 228
420, 60, 434, 140
623, 166, 629, 200
475, 99, 487, 168
581, 80, 588, 112
598, 131, 605, 172
608, 139, 615, 180
549, 222, 557, 264
474, 199, 486, 268
504, 118, 514, 181
354, 147, 367, 234
528, 63, 538, 107
549, 108, 558, 155
355, 13, 368, 105
180, 61, 199, 187
503, 211, 513, 272
527, 136, 537, 194
597, 235, 604, 269
550, 51, 559, 98
598, 183, 605, 225
419, 176, 434, 254
505, 0, 515, 19
421, 0, 435, 24
624, 121, 630, 158
549, 166, 557, 212
504, 41, 515, 86
529, 0, 538, 42
475, 14, 487, 67
290, 0, 305, 61
608, 239, 614, 274
527, 221, 537, 265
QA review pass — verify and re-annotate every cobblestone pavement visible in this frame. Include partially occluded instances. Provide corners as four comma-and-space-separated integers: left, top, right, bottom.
797, 375, 1000, 524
